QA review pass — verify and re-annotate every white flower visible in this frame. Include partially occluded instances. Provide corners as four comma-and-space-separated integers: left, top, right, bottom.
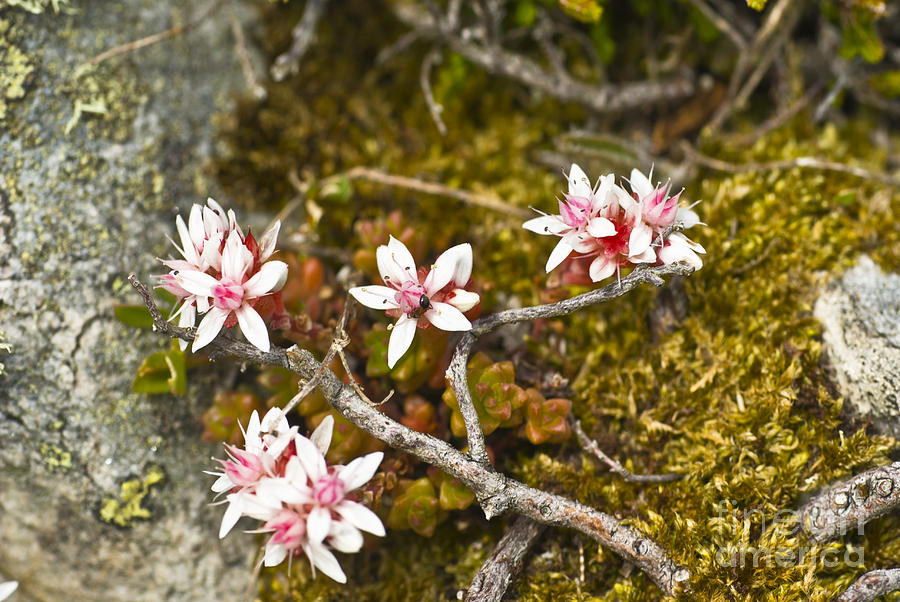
349, 236, 479, 368
174, 229, 288, 352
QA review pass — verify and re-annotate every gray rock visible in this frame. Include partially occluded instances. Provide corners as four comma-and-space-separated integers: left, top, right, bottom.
0, 3, 266, 600
815, 256, 900, 437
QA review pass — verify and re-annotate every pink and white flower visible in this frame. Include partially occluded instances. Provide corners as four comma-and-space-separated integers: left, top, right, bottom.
349, 236, 479, 368
524, 164, 705, 282
155, 199, 286, 352
211, 413, 385, 584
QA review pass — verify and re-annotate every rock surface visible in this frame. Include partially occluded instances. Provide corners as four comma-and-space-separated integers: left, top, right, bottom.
815, 256, 900, 437
0, 2, 264, 600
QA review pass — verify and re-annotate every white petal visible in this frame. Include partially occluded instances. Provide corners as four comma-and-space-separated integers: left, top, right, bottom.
263, 542, 287, 567
307, 506, 331, 544
568, 163, 592, 198
586, 216, 615, 238
447, 289, 480, 312
339, 451, 384, 491
349, 285, 400, 310
589, 255, 617, 282
295, 433, 327, 482
175, 270, 220, 297
211, 474, 234, 493
377, 236, 417, 286
258, 220, 281, 262
545, 239, 573, 272
0, 582, 17, 601
260, 407, 289, 436
328, 522, 364, 553
307, 543, 346, 583
425, 242, 472, 293
188, 204, 205, 246
676, 207, 701, 230
243, 261, 289, 298
235, 305, 270, 353
176, 302, 196, 350
221, 229, 252, 282
192, 307, 229, 352
387, 315, 418, 368
523, 215, 566, 236
310, 415, 334, 455
628, 224, 652, 257
283, 455, 309, 488
629, 167, 654, 199
424, 302, 471, 331
629, 246, 657, 264
219, 498, 243, 538
176, 214, 200, 265
196, 295, 210, 313
337, 501, 386, 536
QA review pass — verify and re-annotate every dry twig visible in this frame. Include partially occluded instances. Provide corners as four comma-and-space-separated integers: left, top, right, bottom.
391, 3, 695, 115
342, 166, 532, 218
798, 462, 900, 543
81, 1, 221, 68
834, 569, 900, 602
571, 419, 684, 484
227, 9, 267, 101
271, 0, 329, 82
420, 49, 448, 136
464, 517, 545, 602
680, 142, 900, 189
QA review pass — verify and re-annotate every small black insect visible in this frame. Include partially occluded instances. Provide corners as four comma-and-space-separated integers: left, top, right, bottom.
418, 294, 431, 310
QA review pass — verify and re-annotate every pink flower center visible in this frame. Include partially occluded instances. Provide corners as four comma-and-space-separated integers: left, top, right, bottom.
221, 445, 264, 487
266, 510, 306, 549
395, 281, 427, 315
314, 473, 345, 506
213, 281, 244, 311
559, 195, 592, 229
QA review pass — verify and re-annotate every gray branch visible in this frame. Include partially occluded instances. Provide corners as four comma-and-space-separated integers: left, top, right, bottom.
271, 0, 329, 82
391, 3, 695, 114
572, 418, 684, 483
129, 269, 692, 596
798, 462, 900, 543
464, 517, 545, 602
834, 569, 900, 602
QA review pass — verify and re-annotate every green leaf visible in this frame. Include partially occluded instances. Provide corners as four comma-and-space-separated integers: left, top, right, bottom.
131, 341, 187, 395
558, 0, 603, 23
870, 70, 900, 98
840, 19, 884, 64
114, 305, 154, 329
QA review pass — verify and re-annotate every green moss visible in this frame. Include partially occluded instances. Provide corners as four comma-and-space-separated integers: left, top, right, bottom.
1, 0, 71, 14
98, 465, 165, 528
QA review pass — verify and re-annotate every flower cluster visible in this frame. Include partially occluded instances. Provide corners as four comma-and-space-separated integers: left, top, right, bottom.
349, 236, 480, 368
523, 165, 704, 283
210, 409, 384, 583
155, 198, 288, 353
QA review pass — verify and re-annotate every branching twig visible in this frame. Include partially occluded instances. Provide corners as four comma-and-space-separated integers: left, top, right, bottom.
447, 262, 695, 469
834, 569, 900, 602
684, 0, 747, 50
729, 81, 825, 148
571, 419, 684, 484
391, 3, 695, 115
342, 166, 532, 218
464, 517, 545, 602
129, 271, 692, 595
798, 462, 900, 543
680, 142, 900, 189
270, 0, 329, 82
420, 49, 448, 136
227, 9, 267, 101
80, 1, 221, 69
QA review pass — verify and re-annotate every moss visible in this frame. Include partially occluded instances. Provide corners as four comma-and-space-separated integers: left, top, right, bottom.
211, 1, 900, 599
1, 0, 71, 14
98, 465, 165, 528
